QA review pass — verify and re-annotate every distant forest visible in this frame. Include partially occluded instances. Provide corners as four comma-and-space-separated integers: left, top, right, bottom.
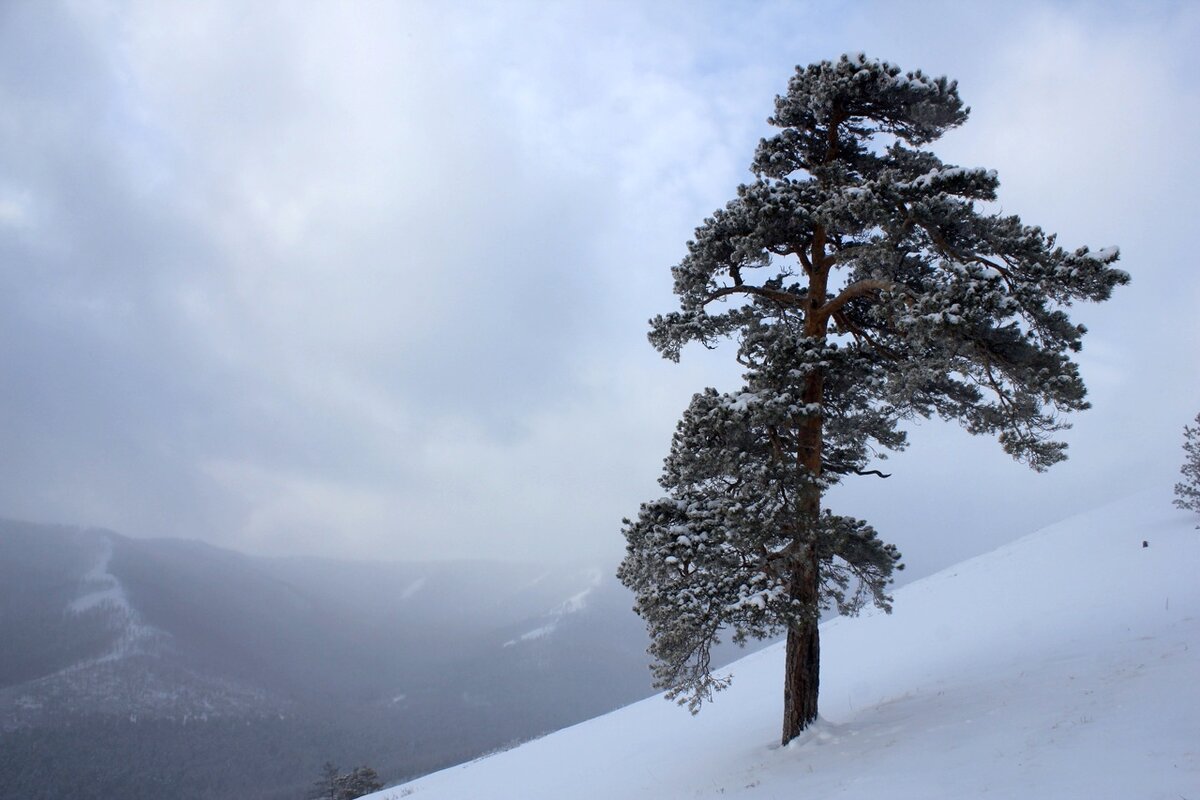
1, 711, 480, 800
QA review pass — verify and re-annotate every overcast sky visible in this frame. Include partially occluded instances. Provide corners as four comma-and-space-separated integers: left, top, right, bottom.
1, 0, 1197, 579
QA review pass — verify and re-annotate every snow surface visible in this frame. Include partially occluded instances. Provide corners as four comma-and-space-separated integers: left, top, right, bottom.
67, 535, 129, 614
65, 534, 163, 663
364, 488, 1198, 799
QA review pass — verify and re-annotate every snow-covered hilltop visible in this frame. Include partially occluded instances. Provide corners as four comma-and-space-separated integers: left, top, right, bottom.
370, 488, 1199, 799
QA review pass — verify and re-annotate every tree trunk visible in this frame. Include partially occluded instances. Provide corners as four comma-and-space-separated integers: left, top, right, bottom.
781, 542, 821, 744
780, 222, 830, 745
781, 385, 824, 744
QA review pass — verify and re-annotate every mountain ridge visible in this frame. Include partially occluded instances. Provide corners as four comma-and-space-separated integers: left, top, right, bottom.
0, 518, 659, 799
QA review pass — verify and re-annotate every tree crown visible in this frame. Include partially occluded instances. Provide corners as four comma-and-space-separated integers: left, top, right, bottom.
648, 53, 1127, 470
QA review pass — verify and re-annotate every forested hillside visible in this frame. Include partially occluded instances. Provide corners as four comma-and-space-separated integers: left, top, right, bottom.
0, 520, 662, 799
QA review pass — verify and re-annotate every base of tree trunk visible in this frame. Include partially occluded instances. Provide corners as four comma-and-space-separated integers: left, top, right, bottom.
781, 612, 820, 745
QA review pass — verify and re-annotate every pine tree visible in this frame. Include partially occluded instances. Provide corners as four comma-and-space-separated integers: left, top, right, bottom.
308, 762, 384, 800
1175, 412, 1200, 526
338, 766, 384, 799
309, 762, 341, 800
620, 53, 1128, 745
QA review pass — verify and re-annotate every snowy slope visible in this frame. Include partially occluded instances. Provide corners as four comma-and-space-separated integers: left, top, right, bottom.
365, 488, 1199, 799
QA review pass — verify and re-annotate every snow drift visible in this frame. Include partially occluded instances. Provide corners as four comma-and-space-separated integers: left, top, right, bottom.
367, 488, 1199, 799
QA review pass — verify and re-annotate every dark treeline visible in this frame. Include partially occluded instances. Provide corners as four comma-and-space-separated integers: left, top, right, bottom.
1, 710, 470, 800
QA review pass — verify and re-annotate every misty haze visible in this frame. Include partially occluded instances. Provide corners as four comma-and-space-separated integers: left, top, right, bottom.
1, 2, 1197, 799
